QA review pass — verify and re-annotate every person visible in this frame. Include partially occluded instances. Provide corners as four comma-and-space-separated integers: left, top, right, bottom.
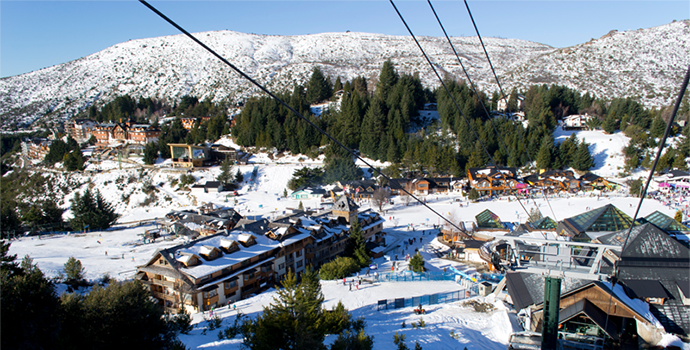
349, 282, 352, 291
343, 277, 346, 285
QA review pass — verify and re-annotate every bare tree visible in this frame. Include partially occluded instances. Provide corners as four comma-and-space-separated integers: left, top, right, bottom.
372, 188, 390, 213
402, 192, 412, 206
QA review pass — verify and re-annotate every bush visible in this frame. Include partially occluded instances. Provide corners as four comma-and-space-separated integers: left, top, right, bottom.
468, 188, 479, 201
319, 256, 361, 280
409, 253, 424, 273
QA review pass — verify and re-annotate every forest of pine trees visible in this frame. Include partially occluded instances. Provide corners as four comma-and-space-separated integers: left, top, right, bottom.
231, 61, 607, 177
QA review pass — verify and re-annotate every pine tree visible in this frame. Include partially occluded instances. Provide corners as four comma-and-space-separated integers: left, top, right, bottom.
409, 253, 424, 273
242, 270, 328, 350
393, 332, 409, 350
143, 142, 159, 165
217, 159, 233, 186
63, 256, 86, 287
307, 67, 332, 104
573, 141, 594, 171
376, 60, 398, 102
650, 115, 666, 139
347, 219, 370, 267
70, 189, 119, 231
1, 253, 61, 349
536, 136, 553, 170
603, 113, 618, 134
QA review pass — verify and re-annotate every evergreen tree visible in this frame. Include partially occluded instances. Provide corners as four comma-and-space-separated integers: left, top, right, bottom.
376, 60, 398, 102
602, 113, 618, 134
333, 77, 343, 93
143, 141, 159, 165
330, 328, 374, 350
573, 141, 594, 171
0, 240, 20, 276
217, 159, 234, 186
347, 219, 370, 267
44, 139, 69, 164
650, 115, 667, 139
1, 203, 21, 237
63, 149, 85, 171
393, 332, 409, 350
536, 136, 553, 170
409, 252, 424, 273
242, 270, 328, 350
235, 169, 244, 183
63, 256, 86, 287
307, 67, 333, 104
70, 189, 119, 231
628, 178, 643, 197
59, 280, 177, 349
1, 250, 61, 350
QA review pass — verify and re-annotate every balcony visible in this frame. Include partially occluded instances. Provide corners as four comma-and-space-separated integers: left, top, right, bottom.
152, 291, 177, 302
150, 278, 176, 288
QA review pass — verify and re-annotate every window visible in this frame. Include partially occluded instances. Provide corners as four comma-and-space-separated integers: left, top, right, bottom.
279, 263, 285, 270
296, 260, 303, 268
244, 272, 255, 281
296, 250, 302, 257
225, 280, 237, 289
203, 289, 218, 298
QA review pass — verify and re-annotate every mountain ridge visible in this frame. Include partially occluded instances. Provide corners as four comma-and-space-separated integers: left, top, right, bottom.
1, 20, 688, 128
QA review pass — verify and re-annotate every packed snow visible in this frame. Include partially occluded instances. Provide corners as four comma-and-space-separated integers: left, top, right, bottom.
7, 128, 690, 349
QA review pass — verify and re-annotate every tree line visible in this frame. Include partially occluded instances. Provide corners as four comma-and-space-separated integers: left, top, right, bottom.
232, 62, 602, 177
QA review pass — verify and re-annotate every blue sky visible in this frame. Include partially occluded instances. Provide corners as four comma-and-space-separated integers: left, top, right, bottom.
1, 1, 688, 78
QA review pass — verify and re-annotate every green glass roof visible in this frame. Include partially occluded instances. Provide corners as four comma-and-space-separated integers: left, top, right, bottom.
565, 204, 633, 233
533, 216, 558, 230
476, 209, 503, 228
644, 211, 690, 232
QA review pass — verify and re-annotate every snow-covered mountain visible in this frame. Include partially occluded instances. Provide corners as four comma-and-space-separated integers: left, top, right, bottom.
1, 20, 688, 127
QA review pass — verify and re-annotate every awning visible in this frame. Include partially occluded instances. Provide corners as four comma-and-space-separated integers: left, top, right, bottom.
623, 279, 668, 298
559, 299, 618, 340
200, 284, 219, 292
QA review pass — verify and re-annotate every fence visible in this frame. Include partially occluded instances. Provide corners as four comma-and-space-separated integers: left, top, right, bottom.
375, 271, 457, 283
377, 287, 478, 311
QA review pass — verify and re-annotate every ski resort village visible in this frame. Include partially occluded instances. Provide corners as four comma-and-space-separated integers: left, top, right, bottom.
1, 9, 690, 350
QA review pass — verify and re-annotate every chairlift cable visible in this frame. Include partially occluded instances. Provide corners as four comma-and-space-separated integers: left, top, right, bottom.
425, 0, 550, 221
389, 0, 531, 221
138, 0, 468, 236
462, 0, 557, 220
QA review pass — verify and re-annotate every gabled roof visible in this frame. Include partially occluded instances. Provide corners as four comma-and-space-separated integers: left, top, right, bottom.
598, 223, 690, 261
333, 195, 359, 212
468, 166, 518, 180
505, 272, 593, 311
475, 209, 503, 229
641, 211, 690, 233
532, 216, 558, 230
562, 204, 633, 234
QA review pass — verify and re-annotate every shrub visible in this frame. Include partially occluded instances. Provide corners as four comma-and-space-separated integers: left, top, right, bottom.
319, 256, 360, 280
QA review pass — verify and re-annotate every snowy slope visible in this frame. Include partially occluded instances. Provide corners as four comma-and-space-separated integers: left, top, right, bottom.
2, 20, 689, 127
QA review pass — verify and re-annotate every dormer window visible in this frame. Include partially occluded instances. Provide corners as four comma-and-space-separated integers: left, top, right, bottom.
238, 234, 257, 247
220, 239, 240, 254
199, 245, 221, 261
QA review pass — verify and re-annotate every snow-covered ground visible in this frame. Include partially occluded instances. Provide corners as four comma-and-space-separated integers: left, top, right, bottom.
7, 129, 690, 349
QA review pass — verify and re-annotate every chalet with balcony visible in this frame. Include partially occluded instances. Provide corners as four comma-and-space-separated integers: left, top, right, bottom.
139, 200, 385, 311
137, 219, 313, 313
467, 166, 523, 195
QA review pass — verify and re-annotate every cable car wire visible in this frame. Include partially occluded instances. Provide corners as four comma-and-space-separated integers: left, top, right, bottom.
139, 0, 469, 235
